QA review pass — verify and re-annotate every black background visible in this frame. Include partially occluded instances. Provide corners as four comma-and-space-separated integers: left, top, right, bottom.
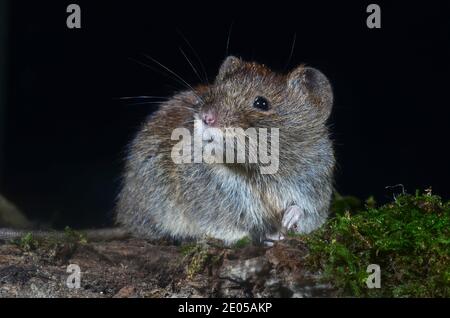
1, 0, 449, 228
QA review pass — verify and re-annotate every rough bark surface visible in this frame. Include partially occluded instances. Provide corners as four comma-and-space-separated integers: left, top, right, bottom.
0, 238, 336, 298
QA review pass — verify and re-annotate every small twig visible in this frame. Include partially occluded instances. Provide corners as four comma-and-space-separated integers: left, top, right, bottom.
385, 184, 406, 201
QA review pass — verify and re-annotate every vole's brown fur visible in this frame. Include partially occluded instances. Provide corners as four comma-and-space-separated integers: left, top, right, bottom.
116, 56, 335, 244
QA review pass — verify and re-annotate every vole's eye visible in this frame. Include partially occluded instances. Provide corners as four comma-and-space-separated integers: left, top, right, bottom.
253, 96, 269, 111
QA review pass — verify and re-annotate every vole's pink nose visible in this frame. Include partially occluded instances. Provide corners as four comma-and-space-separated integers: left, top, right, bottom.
202, 111, 217, 126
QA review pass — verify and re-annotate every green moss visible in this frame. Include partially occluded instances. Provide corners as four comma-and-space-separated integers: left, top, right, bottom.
299, 190, 450, 297
187, 248, 210, 279
180, 242, 225, 279
63, 226, 87, 244
14, 226, 87, 254
17, 232, 39, 251
180, 243, 199, 256
233, 236, 252, 249
180, 244, 211, 279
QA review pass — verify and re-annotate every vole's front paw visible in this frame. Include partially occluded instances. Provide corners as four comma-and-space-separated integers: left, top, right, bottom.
263, 232, 285, 246
282, 205, 304, 234
263, 206, 304, 246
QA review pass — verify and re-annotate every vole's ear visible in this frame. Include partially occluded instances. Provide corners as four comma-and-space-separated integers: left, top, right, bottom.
216, 56, 243, 82
287, 66, 333, 121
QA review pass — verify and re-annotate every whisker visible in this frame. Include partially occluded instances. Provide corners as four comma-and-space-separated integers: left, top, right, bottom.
179, 47, 203, 84
117, 95, 198, 112
284, 33, 297, 71
226, 21, 234, 57
122, 101, 166, 106
176, 29, 209, 84
129, 57, 200, 99
142, 54, 205, 103
129, 57, 186, 91
115, 96, 168, 100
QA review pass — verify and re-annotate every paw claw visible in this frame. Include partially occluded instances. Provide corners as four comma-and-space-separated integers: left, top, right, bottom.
264, 232, 285, 245
282, 205, 304, 233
